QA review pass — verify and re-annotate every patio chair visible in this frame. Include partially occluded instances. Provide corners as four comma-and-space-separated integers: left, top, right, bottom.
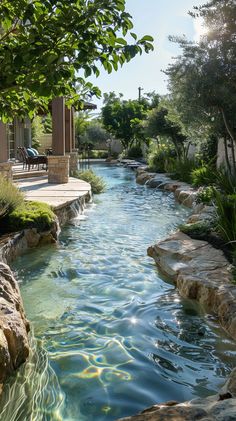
17, 147, 48, 171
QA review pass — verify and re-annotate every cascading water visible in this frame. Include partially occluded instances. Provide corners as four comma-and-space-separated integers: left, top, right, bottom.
1, 163, 236, 421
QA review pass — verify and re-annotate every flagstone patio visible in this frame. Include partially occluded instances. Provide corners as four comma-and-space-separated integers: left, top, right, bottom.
16, 175, 91, 209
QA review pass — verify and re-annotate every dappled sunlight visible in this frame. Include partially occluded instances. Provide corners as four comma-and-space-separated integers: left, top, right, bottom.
2, 164, 236, 421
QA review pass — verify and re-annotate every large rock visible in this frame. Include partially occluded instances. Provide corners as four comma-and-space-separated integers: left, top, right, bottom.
117, 369, 236, 421
146, 175, 170, 189
147, 231, 236, 339
0, 262, 30, 394
136, 172, 155, 185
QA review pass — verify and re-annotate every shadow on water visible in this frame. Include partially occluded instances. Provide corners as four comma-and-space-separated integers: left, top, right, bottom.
1, 163, 236, 420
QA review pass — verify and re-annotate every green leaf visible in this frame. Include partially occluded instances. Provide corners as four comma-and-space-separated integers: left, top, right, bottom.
115, 38, 127, 46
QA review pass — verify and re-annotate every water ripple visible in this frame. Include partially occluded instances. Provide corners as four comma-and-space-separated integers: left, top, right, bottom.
1, 164, 236, 421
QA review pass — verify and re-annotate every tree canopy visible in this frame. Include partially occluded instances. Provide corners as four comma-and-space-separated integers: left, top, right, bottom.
0, 0, 154, 120
101, 91, 159, 149
165, 0, 236, 164
79, 120, 110, 148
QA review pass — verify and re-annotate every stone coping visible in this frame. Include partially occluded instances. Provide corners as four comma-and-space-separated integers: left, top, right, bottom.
16, 175, 91, 209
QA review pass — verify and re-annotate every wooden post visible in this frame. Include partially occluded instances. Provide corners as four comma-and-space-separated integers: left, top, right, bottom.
0, 121, 8, 162
71, 107, 76, 150
65, 107, 72, 153
52, 97, 65, 155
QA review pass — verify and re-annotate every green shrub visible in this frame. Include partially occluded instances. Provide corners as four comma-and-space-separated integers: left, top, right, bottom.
197, 135, 218, 165
196, 186, 215, 204
127, 145, 143, 159
191, 165, 216, 187
170, 158, 197, 183
0, 201, 55, 234
214, 190, 236, 246
148, 143, 176, 172
0, 177, 24, 218
71, 169, 106, 194
179, 221, 214, 237
214, 167, 236, 194
88, 150, 109, 159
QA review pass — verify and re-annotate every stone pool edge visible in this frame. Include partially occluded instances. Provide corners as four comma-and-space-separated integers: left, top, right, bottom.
117, 160, 236, 421
0, 183, 92, 396
134, 164, 236, 341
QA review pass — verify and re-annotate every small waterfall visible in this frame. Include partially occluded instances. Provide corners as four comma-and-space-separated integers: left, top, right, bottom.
0, 334, 65, 421
69, 197, 93, 223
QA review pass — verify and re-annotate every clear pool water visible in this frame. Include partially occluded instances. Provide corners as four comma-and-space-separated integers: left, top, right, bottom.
1, 163, 236, 421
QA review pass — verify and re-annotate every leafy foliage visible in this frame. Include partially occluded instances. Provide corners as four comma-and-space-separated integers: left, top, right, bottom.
80, 121, 110, 149
0, 0, 154, 119
127, 145, 143, 159
168, 158, 197, 183
196, 186, 215, 205
31, 116, 44, 149
71, 169, 106, 194
166, 0, 236, 173
214, 191, 236, 246
102, 93, 149, 149
0, 176, 24, 218
86, 150, 109, 159
214, 167, 236, 194
144, 105, 187, 158
179, 221, 214, 237
191, 165, 216, 187
147, 141, 176, 172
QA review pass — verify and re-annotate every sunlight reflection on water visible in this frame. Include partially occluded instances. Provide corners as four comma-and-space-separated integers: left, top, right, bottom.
1, 164, 236, 421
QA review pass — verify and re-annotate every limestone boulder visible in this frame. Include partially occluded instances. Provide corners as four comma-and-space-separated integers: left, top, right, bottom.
147, 231, 236, 339
117, 369, 236, 421
0, 262, 30, 393
136, 172, 155, 185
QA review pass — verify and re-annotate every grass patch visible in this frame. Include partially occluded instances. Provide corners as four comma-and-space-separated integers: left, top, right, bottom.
71, 169, 106, 194
0, 176, 24, 218
0, 201, 55, 234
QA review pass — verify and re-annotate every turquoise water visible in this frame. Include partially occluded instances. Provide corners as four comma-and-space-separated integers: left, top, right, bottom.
1, 164, 236, 421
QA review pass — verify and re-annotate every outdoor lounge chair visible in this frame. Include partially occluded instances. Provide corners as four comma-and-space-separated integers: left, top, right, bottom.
17, 147, 48, 171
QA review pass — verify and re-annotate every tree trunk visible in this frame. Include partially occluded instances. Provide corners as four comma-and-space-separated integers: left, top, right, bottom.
230, 136, 236, 175
223, 136, 232, 174
220, 107, 236, 147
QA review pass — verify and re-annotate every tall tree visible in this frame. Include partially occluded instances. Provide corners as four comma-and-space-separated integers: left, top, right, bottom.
80, 121, 110, 149
165, 0, 236, 170
0, 0, 153, 120
101, 91, 160, 150
101, 93, 150, 149
143, 105, 187, 158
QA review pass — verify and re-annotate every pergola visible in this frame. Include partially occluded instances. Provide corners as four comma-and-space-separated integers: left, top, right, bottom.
0, 97, 96, 183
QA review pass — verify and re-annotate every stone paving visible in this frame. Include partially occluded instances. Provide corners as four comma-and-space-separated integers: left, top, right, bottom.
16, 175, 91, 209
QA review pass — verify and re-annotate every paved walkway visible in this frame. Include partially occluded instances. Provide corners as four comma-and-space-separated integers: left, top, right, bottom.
16, 176, 91, 209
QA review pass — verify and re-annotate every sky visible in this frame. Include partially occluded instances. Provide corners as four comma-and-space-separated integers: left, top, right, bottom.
88, 0, 206, 111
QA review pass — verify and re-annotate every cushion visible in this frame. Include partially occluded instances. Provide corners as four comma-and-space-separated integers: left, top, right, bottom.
26, 148, 36, 157
31, 148, 39, 155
